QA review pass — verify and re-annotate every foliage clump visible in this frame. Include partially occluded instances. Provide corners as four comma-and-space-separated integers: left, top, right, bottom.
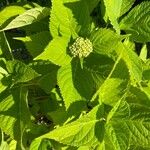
0, 0, 150, 150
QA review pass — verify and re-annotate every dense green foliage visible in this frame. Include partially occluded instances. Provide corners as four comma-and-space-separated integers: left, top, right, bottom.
0, 0, 150, 149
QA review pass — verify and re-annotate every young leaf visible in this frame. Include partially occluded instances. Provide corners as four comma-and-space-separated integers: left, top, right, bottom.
1, 7, 50, 31
120, 2, 150, 42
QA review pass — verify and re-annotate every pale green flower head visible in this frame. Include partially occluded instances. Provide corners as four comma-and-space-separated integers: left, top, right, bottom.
69, 37, 93, 58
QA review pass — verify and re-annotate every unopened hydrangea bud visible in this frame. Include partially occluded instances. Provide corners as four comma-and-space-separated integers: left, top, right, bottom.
69, 37, 93, 58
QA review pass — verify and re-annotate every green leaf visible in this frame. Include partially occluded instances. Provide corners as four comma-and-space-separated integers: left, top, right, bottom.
30, 105, 105, 148
116, 42, 142, 83
57, 62, 82, 109
0, 87, 31, 149
105, 101, 131, 150
103, 0, 136, 33
126, 85, 150, 107
15, 31, 51, 58
36, 37, 71, 66
38, 139, 53, 150
105, 100, 150, 149
103, 0, 122, 33
84, 53, 115, 88
6, 60, 39, 84
120, 2, 150, 42
1, 7, 50, 31
99, 78, 128, 106
126, 103, 150, 147
90, 29, 141, 83
0, 141, 9, 150
0, 6, 26, 28
0, 75, 8, 93
111, 59, 129, 80
85, 0, 101, 13
58, 59, 95, 109
120, 0, 136, 16
50, 0, 77, 38
9, 140, 17, 150
37, 70, 57, 94
50, 0, 94, 38
90, 28, 122, 56
63, 0, 92, 36
29, 60, 59, 75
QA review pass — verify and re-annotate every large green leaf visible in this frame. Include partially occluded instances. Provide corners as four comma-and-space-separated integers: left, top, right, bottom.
36, 37, 71, 66
57, 62, 82, 109
0, 87, 31, 149
105, 100, 150, 149
50, 0, 77, 38
50, 0, 93, 38
63, 0, 92, 36
120, 2, 150, 42
30, 105, 105, 149
1, 7, 50, 31
127, 103, 150, 147
90, 29, 142, 83
58, 59, 95, 109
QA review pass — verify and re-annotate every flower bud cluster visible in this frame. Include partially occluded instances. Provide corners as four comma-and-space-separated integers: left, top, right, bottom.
69, 37, 93, 58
